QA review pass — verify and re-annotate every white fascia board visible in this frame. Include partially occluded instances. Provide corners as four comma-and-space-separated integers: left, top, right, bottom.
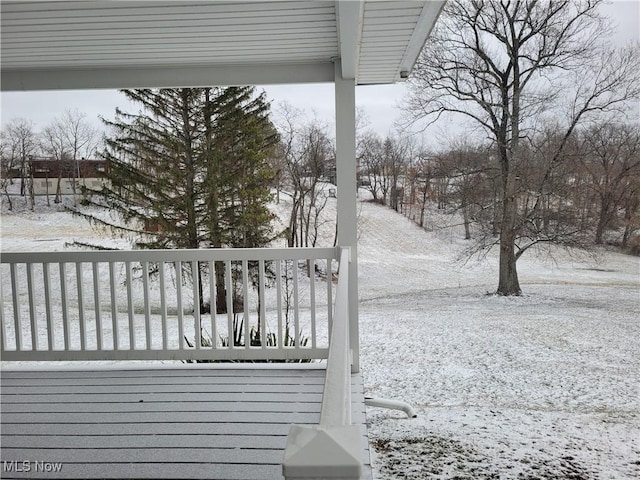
1, 62, 336, 91
397, 0, 446, 80
336, 0, 363, 80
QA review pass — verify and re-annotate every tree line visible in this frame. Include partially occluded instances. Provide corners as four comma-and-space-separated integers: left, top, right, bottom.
0, 110, 100, 209
358, 122, 640, 255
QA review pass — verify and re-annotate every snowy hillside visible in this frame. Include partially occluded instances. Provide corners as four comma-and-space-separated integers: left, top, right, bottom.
356, 200, 639, 479
1, 193, 639, 479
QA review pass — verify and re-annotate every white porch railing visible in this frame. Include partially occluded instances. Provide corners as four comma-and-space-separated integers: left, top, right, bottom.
0, 247, 338, 362
283, 247, 362, 479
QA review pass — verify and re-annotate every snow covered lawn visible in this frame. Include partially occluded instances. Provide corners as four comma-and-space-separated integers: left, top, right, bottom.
357, 201, 639, 479
1, 195, 638, 479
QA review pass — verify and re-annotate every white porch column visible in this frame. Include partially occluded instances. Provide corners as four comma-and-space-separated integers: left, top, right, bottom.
334, 59, 359, 373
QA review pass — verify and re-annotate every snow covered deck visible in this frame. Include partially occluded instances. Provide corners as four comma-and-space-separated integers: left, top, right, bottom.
1, 247, 370, 478
0, 364, 371, 479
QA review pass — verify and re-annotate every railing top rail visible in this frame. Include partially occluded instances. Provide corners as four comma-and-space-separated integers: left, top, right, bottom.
1, 246, 338, 264
282, 246, 361, 479
319, 246, 352, 428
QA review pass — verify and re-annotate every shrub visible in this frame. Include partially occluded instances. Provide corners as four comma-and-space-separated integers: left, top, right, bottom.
184, 315, 310, 363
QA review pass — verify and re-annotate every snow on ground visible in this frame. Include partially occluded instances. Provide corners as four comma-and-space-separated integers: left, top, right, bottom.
0, 196, 131, 252
1, 192, 639, 479
357, 200, 639, 479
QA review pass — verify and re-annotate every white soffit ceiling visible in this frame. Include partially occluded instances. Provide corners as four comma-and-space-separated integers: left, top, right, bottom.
1, 0, 444, 91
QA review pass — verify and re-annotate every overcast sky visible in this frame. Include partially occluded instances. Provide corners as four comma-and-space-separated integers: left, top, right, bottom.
1, 1, 638, 143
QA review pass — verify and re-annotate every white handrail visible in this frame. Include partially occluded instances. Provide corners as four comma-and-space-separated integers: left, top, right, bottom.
282, 246, 362, 479
1, 247, 335, 264
1, 247, 338, 362
320, 246, 352, 427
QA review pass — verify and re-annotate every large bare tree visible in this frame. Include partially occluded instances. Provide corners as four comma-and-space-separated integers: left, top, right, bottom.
405, 0, 640, 295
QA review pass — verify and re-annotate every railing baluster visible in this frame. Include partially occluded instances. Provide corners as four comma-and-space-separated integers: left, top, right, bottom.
258, 259, 266, 349
293, 259, 300, 349
125, 261, 134, 350
142, 261, 151, 349
159, 261, 168, 351
209, 260, 216, 348
92, 262, 102, 351
327, 256, 333, 339
76, 262, 86, 351
192, 261, 201, 350
0, 275, 6, 351
10, 264, 21, 351
26, 263, 37, 350
109, 262, 118, 350
59, 263, 69, 351
225, 260, 233, 349
310, 258, 317, 349
176, 261, 184, 350
276, 260, 283, 348
242, 260, 250, 348
43, 263, 54, 351
258, 260, 267, 348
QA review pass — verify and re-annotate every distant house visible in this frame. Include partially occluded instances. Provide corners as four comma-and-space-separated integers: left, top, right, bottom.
26, 157, 109, 195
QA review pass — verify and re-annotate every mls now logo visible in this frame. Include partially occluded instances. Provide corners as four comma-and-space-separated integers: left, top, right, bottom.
3, 460, 63, 473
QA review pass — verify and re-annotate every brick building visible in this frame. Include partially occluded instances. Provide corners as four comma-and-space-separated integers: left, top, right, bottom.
25, 157, 109, 195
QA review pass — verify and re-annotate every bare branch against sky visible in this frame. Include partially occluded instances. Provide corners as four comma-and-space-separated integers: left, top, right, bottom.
1, 1, 638, 140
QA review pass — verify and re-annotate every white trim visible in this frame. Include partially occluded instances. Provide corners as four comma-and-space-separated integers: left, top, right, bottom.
397, 0, 446, 79
334, 59, 360, 373
1, 63, 335, 91
1, 1, 444, 90
336, 0, 364, 80
1, 246, 337, 264
320, 247, 352, 428
0, 362, 327, 372
0, 348, 330, 363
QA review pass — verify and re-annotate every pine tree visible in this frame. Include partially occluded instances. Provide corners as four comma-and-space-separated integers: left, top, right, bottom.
79, 87, 278, 312
202, 87, 279, 311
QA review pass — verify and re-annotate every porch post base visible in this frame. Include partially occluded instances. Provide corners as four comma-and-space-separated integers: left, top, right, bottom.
282, 424, 362, 479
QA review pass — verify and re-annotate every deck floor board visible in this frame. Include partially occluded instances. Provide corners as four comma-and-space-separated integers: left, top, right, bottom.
0, 366, 371, 479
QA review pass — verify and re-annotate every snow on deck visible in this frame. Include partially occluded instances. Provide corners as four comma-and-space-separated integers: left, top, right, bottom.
1, 366, 371, 479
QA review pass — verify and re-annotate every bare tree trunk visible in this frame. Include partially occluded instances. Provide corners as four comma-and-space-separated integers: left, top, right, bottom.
497, 192, 521, 295
28, 163, 35, 212
595, 195, 612, 244
55, 172, 62, 203
622, 192, 638, 249
498, 233, 521, 295
45, 171, 51, 207
462, 203, 471, 240
3, 190, 13, 210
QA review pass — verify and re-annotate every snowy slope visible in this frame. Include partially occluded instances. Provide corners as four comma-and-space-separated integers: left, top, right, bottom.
356, 200, 639, 479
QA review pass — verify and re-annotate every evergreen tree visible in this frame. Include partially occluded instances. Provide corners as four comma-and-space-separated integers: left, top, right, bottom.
202, 87, 279, 311
79, 87, 278, 312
